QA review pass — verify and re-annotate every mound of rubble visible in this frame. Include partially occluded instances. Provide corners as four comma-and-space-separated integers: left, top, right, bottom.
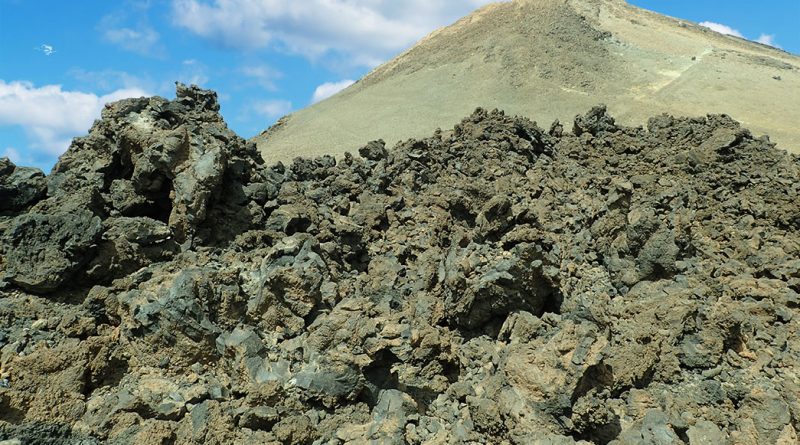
1, 84, 798, 444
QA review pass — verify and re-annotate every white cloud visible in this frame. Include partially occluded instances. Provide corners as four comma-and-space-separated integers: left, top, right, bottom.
69, 68, 156, 93
312, 79, 355, 103
241, 65, 283, 90
172, 0, 503, 67
699, 21, 782, 49
99, 8, 164, 57
0, 80, 149, 159
36, 44, 56, 56
179, 59, 209, 86
2, 147, 23, 164
103, 25, 162, 56
699, 21, 744, 38
756, 34, 781, 49
252, 99, 293, 118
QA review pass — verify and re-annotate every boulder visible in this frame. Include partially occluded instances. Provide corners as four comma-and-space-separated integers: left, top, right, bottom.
2, 210, 101, 292
0, 158, 46, 213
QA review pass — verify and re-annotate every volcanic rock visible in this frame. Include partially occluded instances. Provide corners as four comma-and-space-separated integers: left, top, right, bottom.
0, 159, 46, 214
0, 85, 799, 444
2, 211, 102, 293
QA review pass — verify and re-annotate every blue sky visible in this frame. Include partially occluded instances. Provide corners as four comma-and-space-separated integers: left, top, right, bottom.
1, 0, 798, 171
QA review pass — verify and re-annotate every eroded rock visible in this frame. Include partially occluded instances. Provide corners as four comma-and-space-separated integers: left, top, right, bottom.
0, 159, 46, 213
2, 211, 101, 293
0, 89, 798, 444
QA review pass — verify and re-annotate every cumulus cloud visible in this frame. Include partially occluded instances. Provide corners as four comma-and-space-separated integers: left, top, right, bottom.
699, 21, 744, 38
0, 80, 148, 159
172, 0, 502, 67
700, 21, 781, 48
252, 99, 293, 118
756, 34, 782, 49
312, 80, 355, 103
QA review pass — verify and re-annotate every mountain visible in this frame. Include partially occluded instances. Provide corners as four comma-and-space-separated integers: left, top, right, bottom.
253, 0, 800, 162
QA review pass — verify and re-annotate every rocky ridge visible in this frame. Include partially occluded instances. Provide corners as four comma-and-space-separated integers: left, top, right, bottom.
0, 84, 798, 444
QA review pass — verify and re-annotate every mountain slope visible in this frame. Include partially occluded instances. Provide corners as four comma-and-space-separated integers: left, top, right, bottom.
253, 0, 800, 161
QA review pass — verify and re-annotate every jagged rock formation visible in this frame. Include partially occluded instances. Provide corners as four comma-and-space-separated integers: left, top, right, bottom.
254, 0, 800, 162
1, 85, 799, 444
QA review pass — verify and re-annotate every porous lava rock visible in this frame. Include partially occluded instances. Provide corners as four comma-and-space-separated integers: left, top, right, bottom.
0, 86, 798, 444
0, 158, 46, 213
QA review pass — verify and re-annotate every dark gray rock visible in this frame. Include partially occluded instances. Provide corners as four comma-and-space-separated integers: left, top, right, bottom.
611, 410, 683, 445
0, 422, 100, 445
0, 158, 46, 213
636, 226, 680, 281
445, 242, 560, 331
359, 140, 388, 161
0, 157, 12, 177
573, 105, 617, 136
42, 83, 265, 247
2, 211, 101, 292
293, 359, 362, 403
238, 406, 280, 430
85, 216, 178, 282
246, 235, 329, 334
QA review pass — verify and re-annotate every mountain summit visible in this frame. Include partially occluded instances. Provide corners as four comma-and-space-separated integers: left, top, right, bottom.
254, 0, 800, 161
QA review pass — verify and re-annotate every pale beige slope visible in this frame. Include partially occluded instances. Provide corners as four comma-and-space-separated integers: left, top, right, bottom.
254, 0, 800, 162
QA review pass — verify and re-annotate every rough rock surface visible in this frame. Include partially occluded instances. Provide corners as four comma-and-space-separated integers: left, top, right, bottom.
1, 86, 799, 444
0, 158, 46, 214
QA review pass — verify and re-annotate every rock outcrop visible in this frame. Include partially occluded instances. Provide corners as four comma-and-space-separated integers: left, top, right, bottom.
0, 158, 46, 213
1, 86, 799, 444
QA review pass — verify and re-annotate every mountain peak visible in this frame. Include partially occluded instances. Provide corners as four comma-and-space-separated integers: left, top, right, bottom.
254, 0, 799, 163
